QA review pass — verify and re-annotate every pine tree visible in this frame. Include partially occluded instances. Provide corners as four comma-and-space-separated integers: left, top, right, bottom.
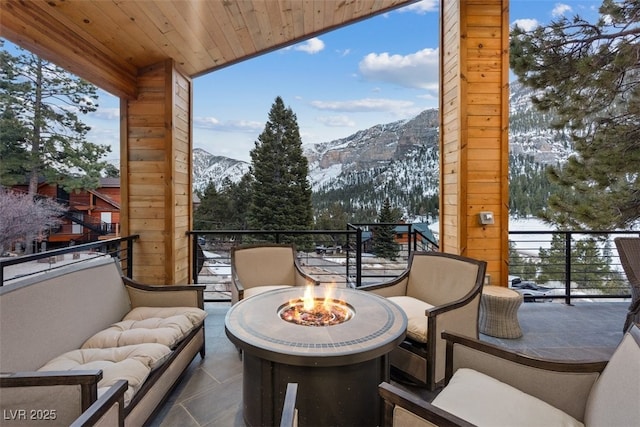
373, 198, 400, 260
537, 234, 567, 285
510, 0, 640, 229
0, 42, 112, 194
0, 107, 29, 185
194, 182, 228, 230
247, 97, 313, 247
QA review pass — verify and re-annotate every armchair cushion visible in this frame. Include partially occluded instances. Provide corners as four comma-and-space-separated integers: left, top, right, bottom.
432, 368, 583, 427
388, 296, 434, 343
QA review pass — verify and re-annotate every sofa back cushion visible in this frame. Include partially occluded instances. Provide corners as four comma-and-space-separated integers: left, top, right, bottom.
584, 325, 640, 427
0, 257, 131, 371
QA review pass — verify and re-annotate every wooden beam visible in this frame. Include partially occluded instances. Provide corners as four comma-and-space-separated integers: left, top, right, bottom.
1, 0, 137, 98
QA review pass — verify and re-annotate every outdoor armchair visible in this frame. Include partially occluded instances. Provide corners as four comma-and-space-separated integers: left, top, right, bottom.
360, 251, 486, 390
230, 243, 319, 305
379, 325, 640, 427
614, 237, 640, 332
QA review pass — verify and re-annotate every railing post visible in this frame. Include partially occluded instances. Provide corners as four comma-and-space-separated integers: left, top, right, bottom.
356, 227, 362, 287
565, 232, 572, 305
126, 236, 134, 278
192, 234, 199, 284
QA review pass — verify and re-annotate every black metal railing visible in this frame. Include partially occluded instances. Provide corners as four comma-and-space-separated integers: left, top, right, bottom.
188, 227, 635, 304
188, 225, 439, 302
508, 230, 638, 304
0, 235, 139, 285
3, 227, 635, 307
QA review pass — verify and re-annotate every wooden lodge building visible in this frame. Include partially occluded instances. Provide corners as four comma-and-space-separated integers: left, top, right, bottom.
11, 178, 121, 250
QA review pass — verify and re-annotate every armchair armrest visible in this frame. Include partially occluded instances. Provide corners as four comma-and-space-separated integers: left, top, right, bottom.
378, 382, 474, 427
70, 380, 127, 427
358, 274, 409, 297
0, 370, 103, 425
122, 276, 205, 309
293, 260, 320, 286
442, 331, 606, 420
279, 383, 298, 427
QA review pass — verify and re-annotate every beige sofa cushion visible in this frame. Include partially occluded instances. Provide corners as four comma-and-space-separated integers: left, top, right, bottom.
38, 344, 172, 406
82, 315, 194, 349
123, 306, 207, 327
432, 368, 584, 427
584, 332, 640, 427
388, 296, 434, 343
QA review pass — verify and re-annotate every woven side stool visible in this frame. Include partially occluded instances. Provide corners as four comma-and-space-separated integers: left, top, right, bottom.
479, 286, 523, 339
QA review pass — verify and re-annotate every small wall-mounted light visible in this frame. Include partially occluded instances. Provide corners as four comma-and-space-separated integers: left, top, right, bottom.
478, 211, 494, 225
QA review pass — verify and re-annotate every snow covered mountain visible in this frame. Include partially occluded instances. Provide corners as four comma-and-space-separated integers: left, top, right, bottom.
192, 81, 572, 217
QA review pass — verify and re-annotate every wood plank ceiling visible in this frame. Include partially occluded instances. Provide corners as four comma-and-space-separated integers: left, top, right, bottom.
0, 0, 417, 99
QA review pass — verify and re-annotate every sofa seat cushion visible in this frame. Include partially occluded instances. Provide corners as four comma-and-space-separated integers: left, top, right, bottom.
123, 306, 207, 328
82, 315, 195, 349
243, 285, 292, 299
388, 296, 434, 343
431, 368, 583, 427
38, 344, 172, 406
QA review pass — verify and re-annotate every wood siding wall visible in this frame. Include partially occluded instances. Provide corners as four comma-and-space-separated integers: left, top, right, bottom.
439, 0, 509, 286
121, 60, 193, 285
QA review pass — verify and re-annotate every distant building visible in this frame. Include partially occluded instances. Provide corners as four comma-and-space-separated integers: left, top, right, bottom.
12, 178, 121, 249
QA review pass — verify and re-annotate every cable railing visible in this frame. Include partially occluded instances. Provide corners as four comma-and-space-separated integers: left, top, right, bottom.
0, 235, 139, 285
2, 228, 636, 307
508, 230, 638, 304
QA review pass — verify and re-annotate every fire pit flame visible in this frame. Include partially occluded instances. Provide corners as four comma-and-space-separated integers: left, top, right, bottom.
279, 285, 354, 327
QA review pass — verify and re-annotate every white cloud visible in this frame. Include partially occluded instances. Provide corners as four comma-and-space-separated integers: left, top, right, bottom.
358, 48, 439, 91
316, 115, 356, 127
552, 3, 572, 17
397, 0, 438, 14
294, 37, 325, 54
194, 116, 263, 132
90, 106, 120, 121
511, 18, 540, 31
309, 98, 415, 112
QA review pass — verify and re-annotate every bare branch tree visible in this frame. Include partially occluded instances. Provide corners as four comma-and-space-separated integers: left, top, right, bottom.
0, 188, 67, 254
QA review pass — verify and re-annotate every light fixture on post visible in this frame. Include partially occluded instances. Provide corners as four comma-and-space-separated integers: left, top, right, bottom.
478, 211, 494, 225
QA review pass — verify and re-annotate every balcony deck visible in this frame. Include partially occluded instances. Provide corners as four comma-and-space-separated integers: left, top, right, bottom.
147, 300, 629, 427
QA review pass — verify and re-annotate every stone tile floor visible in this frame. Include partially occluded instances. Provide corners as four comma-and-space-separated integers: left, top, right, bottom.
148, 301, 629, 427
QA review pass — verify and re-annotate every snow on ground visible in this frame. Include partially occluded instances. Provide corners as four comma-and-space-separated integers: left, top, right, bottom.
201, 250, 230, 276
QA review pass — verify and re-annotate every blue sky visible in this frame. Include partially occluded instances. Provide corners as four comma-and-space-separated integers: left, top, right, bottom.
4, 0, 602, 163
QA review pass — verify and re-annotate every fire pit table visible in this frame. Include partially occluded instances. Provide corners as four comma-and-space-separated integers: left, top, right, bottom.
225, 286, 407, 427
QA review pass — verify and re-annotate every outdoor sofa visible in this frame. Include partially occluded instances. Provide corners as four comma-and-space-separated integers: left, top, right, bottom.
0, 257, 206, 426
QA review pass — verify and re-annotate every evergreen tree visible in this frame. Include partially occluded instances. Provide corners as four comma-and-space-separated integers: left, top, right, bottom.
0, 42, 112, 195
194, 181, 228, 230
537, 234, 567, 284
247, 97, 313, 247
194, 175, 254, 232
510, 0, 640, 229
373, 198, 401, 260
0, 107, 29, 185
314, 202, 349, 247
